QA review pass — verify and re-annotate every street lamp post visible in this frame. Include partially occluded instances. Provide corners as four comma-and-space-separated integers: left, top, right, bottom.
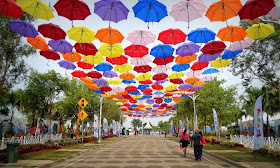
189, 94, 198, 130
98, 96, 104, 144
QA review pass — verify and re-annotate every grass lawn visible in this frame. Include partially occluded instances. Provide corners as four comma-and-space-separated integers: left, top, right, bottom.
19, 151, 76, 160
203, 143, 231, 150
215, 151, 280, 162
63, 144, 94, 149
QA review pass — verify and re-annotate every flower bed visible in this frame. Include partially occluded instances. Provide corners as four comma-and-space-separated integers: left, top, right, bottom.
220, 140, 244, 148
255, 145, 280, 159
58, 139, 79, 146
78, 137, 97, 143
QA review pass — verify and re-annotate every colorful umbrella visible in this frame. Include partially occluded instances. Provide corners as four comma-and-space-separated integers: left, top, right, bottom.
158, 28, 187, 45
205, 0, 243, 21
71, 70, 87, 78
87, 71, 102, 79
176, 42, 200, 56
188, 28, 216, 43
152, 84, 163, 90
136, 73, 152, 81
165, 84, 178, 91
125, 85, 138, 92
201, 41, 226, 55
77, 61, 94, 69
168, 72, 184, 79
40, 49, 60, 60
80, 77, 93, 84
17, 0, 54, 20
238, 0, 275, 20
120, 72, 135, 80
222, 50, 242, 59
186, 70, 202, 77
211, 58, 231, 68
27, 36, 49, 51
191, 61, 209, 71
101, 85, 112, 92
202, 68, 219, 74
229, 38, 255, 51
153, 73, 168, 81
153, 55, 174, 65
125, 45, 149, 58
193, 81, 205, 87
130, 56, 153, 66
134, 65, 152, 73
38, 23, 66, 40
245, 23, 275, 39
170, 78, 184, 84
132, 0, 168, 23
67, 26, 96, 43
103, 71, 118, 78
0, 0, 23, 18
217, 25, 247, 42
87, 84, 99, 91
62, 51, 82, 62
94, 0, 129, 23
95, 62, 113, 72
95, 27, 124, 44
179, 83, 192, 90
106, 55, 128, 65
74, 43, 98, 56
198, 52, 220, 62
171, 63, 190, 72
114, 63, 132, 73
127, 29, 156, 45
9, 20, 38, 38
170, 0, 207, 28
150, 44, 174, 58
108, 78, 122, 85
94, 78, 107, 85
200, 74, 215, 82
123, 79, 136, 84
58, 60, 76, 70
269, 3, 280, 19
185, 77, 199, 83
99, 43, 123, 58
152, 65, 170, 73
175, 54, 197, 64
82, 53, 104, 64
48, 39, 73, 54
54, 0, 91, 20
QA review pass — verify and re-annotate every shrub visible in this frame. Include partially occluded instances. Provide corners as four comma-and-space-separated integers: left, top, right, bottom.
255, 145, 280, 159
18, 144, 61, 155
78, 137, 97, 143
205, 136, 217, 143
220, 140, 244, 147
57, 139, 78, 146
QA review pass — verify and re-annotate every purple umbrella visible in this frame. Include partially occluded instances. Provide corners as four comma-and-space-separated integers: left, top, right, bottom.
58, 60, 76, 70
176, 42, 200, 56
198, 52, 220, 62
94, 78, 107, 85
179, 83, 192, 90
147, 99, 154, 104
155, 79, 168, 84
94, 0, 129, 23
103, 71, 118, 78
153, 104, 160, 107
48, 40, 73, 54
9, 20, 38, 38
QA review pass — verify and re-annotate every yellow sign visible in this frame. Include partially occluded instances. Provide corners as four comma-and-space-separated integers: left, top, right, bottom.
78, 98, 88, 108
77, 110, 88, 120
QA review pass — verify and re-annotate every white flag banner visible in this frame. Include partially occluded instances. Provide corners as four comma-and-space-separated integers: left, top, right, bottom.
213, 108, 219, 141
94, 114, 98, 138
179, 120, 184, 133
170, 121, 174, 134
254, 96, 264, 150
103, 118, 108, 136
186, 117, 189, 134
113, 120, 117, 135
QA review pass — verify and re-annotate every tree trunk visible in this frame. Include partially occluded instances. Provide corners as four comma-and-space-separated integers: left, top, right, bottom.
0, 60, 10, 99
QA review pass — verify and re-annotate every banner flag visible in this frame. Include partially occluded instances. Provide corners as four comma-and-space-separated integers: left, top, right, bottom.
186, 117, 189, 134
213, 108, 219, 141
103, 118, 108, 136
179, 120, 184, 133
113, 120, 117, 135
94, 114, 98, 138
254, 96, 264, 150
170, 121, 174, 134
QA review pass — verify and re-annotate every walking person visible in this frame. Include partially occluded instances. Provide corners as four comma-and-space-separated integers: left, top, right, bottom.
190, 129, 202, 160
198, 131, 206, 160
164, 130, 167, 138
180, 129, 189, 157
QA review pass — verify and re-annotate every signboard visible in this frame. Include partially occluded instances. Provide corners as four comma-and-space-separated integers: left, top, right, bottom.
77, 110, 88, 120
94, 114, 99, 138
78, 98, 88, 108
254, 96, 264, 150
213, 108, 219, 141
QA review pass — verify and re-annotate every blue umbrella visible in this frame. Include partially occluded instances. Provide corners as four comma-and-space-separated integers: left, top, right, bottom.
202, 68, 219, 74
150, 44, 174, 58
164, 99, 172, 103
122, 79, 136, 84
188, 28, 216, 43
58, 60, 76, 70
132, 0, 167, 23
93, 89, 103, 94
171, 63, 190, 72
131, 104, 138, 107
48, 39, 73, 54
222, 50, 242, 59
9, 20, 38, 38
129, 90, 141, 95
154, 91, 164, 95
142, 95, 152, 99
138, 84, 149, 90
95, 62, 113, 72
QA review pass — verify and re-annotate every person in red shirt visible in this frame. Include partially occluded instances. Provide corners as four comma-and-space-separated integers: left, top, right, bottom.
198, 131, 206, 160
180, 129, 189, 157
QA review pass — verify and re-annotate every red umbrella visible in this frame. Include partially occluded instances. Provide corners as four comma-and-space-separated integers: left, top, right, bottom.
124, 103, 131, 107
153, 55, 174, 65
153, 73, 168, 81
238, 0, 275, 20
155, 98, 163, 104
141, 88, 153, 93
152, 84, 163, 90
144, 92, 153, 95
77, 61, 94, 69
101, 85, 112, 92
87, 71, 102, 79
164, 93, 173, 97
134, 65, 152, 73
129, 99, 137, 103
0, 0, 23, 18
106, 55, 128, 65
139, 80, 153, 84
54, 0, 91, 20
160, 103, 167, 107
191, 61, 209, 71
125, 85, 138, 92
74, 43, 98, 55
201, 41, 226, 55
158, 28, 187, 45
124, 45, 149, 58
122, 95, 132, 99
40, 49, 60, 60
38, 23, 66, 40
170, 78, 184, 84
71, 70, 87, 78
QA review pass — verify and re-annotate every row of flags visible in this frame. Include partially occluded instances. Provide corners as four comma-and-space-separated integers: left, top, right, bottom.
93, 114, 122, 138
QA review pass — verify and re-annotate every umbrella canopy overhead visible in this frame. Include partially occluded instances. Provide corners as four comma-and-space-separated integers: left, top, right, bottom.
48, 39, 73, 54
0, 0, 23, 18
188, 28, 216, 43
9, 20, 38, 38
38, 23, 66, 40
74, 43, 98, 56
67, 26, 96, 43
158, 28, 187, 45
245, 23, 275, 39
127, 29, 156, 45
96, 27, 124, 44
99, 43, 124, 58
217, 25, 247, 42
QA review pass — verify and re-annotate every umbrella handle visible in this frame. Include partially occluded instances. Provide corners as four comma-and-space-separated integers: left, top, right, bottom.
47, 60, 50, 66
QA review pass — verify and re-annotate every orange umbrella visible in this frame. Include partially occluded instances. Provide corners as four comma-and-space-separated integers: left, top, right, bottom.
175, 54, 197, 64
193, 81, 206, 87
173, 97, 181, 102
217, 25, 247, 42
120, 99, 128, 103
95, 27, 124, 44
185, 77, 199, 83
80, 77, 93, 84
62, 51, 82, 62
87, 84, 99, 90
205, 0, 243, 22
27, 36, 48, 51
138, 104, 145, 108
120, 72, 135, 80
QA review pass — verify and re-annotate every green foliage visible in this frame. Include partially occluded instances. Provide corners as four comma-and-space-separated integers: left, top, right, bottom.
157, 120, 170, 131
220, 141, 244, 147
131, 118, 142, 130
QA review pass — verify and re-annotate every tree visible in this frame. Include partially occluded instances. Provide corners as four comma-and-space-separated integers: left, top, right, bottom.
131, 118, 142, 130
157, 121, 170, 131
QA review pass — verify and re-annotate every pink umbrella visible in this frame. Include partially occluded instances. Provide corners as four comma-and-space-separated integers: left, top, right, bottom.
269, 3, 280, 19
152, 65, 171, 73
130, 55, 153, 66
200, 74, 214, 82
229, 38, 255, 51
127, 29, 156, 45
112, 87, 125, 93
186, 70, 202, 77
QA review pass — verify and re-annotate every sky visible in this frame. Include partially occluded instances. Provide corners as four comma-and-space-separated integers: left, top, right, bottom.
13, 0, 251, 128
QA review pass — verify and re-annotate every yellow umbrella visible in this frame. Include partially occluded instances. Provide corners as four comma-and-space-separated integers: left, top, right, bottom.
193, 81, 206, 87
211, 58, 230, 68
145, 104, 153, 108
112, 98, 118, 101
168, 72, 184, 79
107, 79, 122, 85
82, 53, 104, 64
246, 23, 275, 40
132, 95, 142, 99
99, 44, 123, 58
114, 63, 132, 73
136, 73, 152, 81
102, 94, 111, 98
17, 0, 54, 20
116, 102, 123, 105
165, 84, 178, 91
67, 26, 96, 43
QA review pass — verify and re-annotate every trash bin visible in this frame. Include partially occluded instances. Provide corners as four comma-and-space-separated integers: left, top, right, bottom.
6, 142, 20, 163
